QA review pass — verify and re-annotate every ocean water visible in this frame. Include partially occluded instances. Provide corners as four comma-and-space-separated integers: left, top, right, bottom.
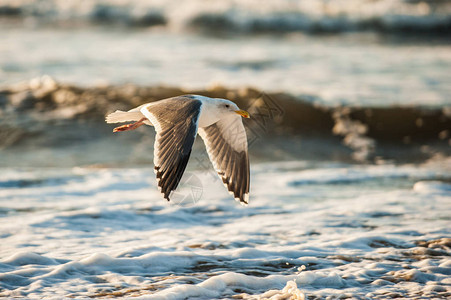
0, 160, 450, 299
1, 1, 451, 298
1, 26, 451, 108
2, 0, 451, 33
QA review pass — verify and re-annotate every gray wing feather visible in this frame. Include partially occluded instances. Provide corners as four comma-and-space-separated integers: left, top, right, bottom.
141, 95, 202, 201
198, 117, 250, 204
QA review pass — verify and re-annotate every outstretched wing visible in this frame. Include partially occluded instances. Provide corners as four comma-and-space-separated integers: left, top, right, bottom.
198, 116, 250, 204
140, 96, 202, 201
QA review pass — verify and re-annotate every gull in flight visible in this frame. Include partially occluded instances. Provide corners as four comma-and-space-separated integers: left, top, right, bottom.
106, 95, 250, 205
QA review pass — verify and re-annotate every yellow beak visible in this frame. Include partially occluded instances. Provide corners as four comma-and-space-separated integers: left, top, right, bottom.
235, 109, 250, 118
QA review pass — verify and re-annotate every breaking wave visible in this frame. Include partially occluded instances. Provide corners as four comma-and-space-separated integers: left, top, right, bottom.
0, 77, 449, 165
1, 0, 450, 34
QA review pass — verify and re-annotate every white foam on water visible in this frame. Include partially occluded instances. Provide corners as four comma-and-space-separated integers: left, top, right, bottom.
137, 272, 306, 299
0, 161, 450, 298
3, 0, 450, 32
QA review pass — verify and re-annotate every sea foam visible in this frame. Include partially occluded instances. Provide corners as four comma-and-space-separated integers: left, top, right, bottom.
0, 161, 450, 298
1, 0, 450, 33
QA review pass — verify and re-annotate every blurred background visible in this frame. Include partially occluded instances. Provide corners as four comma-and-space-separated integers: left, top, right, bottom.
1, 1, 451, 299
0, 0, 450, 167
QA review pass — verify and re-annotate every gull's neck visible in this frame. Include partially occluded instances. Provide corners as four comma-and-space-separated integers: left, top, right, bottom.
193, 96, 222, 128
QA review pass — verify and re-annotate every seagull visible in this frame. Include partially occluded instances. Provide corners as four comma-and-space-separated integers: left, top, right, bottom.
106, 95, 250, 205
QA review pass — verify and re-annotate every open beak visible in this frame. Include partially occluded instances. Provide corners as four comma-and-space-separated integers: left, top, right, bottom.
235, 109, 250, 118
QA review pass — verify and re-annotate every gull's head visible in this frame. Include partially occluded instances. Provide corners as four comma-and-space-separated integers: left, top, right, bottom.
214, 98, 250, 119
191, 95, 250, 127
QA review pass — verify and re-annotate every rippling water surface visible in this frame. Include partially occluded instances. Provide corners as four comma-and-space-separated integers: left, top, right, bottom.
1, 161, 450, 298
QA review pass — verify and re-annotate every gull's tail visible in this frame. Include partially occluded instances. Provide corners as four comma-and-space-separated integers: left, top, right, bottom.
105, 110, 143, 123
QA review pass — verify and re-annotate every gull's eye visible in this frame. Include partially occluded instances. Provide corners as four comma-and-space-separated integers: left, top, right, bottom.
225, 104, 230, 108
